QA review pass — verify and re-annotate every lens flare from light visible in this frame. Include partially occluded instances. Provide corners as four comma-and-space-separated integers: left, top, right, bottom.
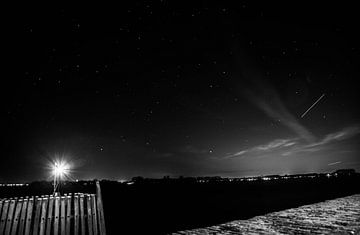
52, 160, 70, 179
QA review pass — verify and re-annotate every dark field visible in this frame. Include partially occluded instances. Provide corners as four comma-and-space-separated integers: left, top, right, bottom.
1, 175, 359, 234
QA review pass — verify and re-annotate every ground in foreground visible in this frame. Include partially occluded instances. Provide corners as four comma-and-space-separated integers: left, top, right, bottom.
173, 194, 360, 234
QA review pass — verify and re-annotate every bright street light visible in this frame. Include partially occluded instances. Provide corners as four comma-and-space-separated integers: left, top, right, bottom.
52, 161, 69, 177
51, 160, 70, 195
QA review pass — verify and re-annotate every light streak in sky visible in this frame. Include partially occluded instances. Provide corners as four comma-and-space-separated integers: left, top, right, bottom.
301, 93, 325, 118
328, 161, 342, 166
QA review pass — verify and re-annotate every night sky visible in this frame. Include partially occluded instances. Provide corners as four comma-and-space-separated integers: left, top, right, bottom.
3, 2, 360, 182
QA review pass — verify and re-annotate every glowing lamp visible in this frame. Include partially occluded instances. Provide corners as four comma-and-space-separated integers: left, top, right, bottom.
51, 160, 70, 195
52, 162, 69, 178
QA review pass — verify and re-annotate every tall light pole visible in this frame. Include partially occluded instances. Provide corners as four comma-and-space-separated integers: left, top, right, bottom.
51, 160, 70, 195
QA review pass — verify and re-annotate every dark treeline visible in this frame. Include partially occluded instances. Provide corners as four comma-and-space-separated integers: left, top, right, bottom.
1, 171, 360, 234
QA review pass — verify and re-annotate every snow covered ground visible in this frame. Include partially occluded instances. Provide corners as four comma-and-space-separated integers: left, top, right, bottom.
173, 194, 360, 234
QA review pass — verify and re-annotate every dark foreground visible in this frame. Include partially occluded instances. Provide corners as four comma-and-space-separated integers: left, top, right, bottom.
173, 194, 360, 234
1, 174, 360, 234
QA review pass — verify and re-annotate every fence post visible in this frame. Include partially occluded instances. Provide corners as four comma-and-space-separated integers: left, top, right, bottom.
66, 195, 71, 235
39, 197, 48, 235
18, 198, 28, 235
5, 199, 16, 235
46, 196, 54, 235
79, 194, 85, 235
54, 196, 60, 235
60, 196, 66, 235
96, 181, 106, 235
74, 194, 79, 235
10, 199, 23, 235
24, 197, 34, 235
32, 197, 42, 235
86, 195, 93, 235
91, 194, 98, 235
0, 200, 3, 217
0, 200, 9, 234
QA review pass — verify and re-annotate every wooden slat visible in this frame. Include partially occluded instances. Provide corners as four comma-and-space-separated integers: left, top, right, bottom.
0, 200, 9, 234
0, 200, 3, 219
54, 197, 60, 235
86, 195, 93, 235
96, 181, 106, 235
39, 197, 48, 235
45, 197, 54, 235
32, 197, 42, 235
91, 195, 98, 235
79, 195, 85, 235
0, 191, 106, 235
60, 197, 66, 235
24, 198, 34, 235
10, 199, 23, 235
74, 195, 79, 235
18, 199, 28, 235
66, 196, 71, 235
4, 199, 16, 235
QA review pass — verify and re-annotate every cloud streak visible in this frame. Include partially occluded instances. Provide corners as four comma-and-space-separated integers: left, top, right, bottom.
225, 125, 360, 159
281, 126, 360, 156
225, 138, 298, 159
232, 44, 316, 142
328, 161, 342, 166
244, 88, 316, 143
308, 126, 360, 147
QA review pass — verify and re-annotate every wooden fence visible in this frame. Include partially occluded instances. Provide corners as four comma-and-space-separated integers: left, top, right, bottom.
0, 181, 106, 235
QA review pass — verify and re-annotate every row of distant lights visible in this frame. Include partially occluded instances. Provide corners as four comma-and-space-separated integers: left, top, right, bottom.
204, 174, 334, 183
231, 174, 333, 182
0, 183, 29, 187
124, 175, 333, 185
0, 174, 337, 186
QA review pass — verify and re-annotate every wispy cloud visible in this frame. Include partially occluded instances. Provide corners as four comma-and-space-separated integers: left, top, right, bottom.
245, 89, 316, 143
233, 44, 316, 143
308, 126, 360, 147
225, 138, 298, 159
283, 126, 360, 156
225, 150, 248, 159
256, 139, 297, 151
225, 125, 360, 159
328, 161, 342, 166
